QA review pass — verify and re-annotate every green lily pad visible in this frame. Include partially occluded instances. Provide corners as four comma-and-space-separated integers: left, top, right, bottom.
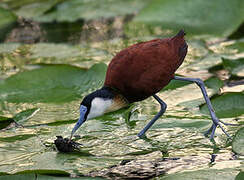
15, 0, 61, 19
0, 116, 14, 130
35, 0, 148, 22
159, 168, 239, 180
200, 92, 244, 118
222, 57, 244, 77
204, 77, 224, 92
235, 171, 244, 180
30, 43, 83, 59
232, 127, 244, 155
0, 7, 17, 41
16, 169, 70, 176
37, 175, 105, 180
163, 79, 192, 91
0, 174, 35, 180
0, 43, 20, 53
133, 0, 244, 37
13, 108, 39, 123
0, 63, 107, 103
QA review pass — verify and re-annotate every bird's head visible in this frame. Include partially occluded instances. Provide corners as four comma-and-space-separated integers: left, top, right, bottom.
70, 87, 128, 138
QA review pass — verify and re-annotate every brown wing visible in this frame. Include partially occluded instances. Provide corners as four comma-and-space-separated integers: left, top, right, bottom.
104, 30, 187, 102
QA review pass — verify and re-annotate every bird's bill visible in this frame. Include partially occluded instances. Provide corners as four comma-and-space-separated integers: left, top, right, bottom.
70, 116, 85, 140
70, 105, 87, 139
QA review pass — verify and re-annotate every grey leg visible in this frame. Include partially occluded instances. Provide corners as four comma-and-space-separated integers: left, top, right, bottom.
174, 76, 232, 139
138, 94, 167, 138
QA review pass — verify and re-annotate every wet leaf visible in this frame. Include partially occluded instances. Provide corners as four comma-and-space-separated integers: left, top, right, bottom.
204, 77, 224, 92
232, 127, 244, 155
0, 174, 35, 180
222, 57, 244, 77
30, 43, 83, 59
0, 134, 36, 142
235, 171, 244, 180
0, 116, 14, 130
0, 7, 17, 41
159, 168, 239, 180
0, 63, 106, 103
0, 43, 20, 53
35, 0, 148, 22
13, 108, 39, 123
16, 169, 70, 176
163, 79, 192, 91
15, 0, 61, 19
133, 0, 244, 36
37, 174, 104, 180
200, 92, 244, 118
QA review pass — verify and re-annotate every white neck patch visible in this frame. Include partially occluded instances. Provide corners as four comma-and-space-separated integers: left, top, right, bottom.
87, 97, 113, 120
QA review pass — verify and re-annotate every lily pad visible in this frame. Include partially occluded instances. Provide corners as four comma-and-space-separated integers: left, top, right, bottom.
232, 127, 244, 155
0, 63, 107, 103
0, 43, 20, 53
15, 0, 61, 19
159, 168, 239, 180
35, 0, 148, 22
222, 57, 244, 77
133, 0, 244, 36
0, 116, 14, 130
0, 7, 17, 41
13, 108, 39, 123
30, 43, 83, 59
0, 174, 35, 180
200, 92, 244, 118
204, 77, 224, 92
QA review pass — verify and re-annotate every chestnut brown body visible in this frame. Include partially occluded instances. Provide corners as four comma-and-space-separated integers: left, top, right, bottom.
104, 30, 188, 103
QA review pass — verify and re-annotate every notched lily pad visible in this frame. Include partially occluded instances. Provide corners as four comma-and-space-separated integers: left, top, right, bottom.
232, 127, 244, 155
200, 92, 244, 118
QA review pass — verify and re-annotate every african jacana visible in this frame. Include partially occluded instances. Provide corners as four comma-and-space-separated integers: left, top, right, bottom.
70, 30, 233, 140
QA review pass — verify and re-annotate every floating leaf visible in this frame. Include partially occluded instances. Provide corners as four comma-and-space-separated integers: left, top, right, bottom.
163, 79, 192, 91
35, 0, 148, 22
0, 43, 20, 53
133, 0, 244, 36
0, 116, 14, 130
200, 92, 244, 118
0, 174, 35, 180
30, 43, 83, 59
222, 57, 244, 77
0, 134, 36, 142
204, 77, 224, 92
159, 168, 239, 180
13, 108, 39, 123
0, 7, 17, 41
235, 171, 244, 180
232, 127, 244, 155
0, 63, 107, 103
16, 169, 70, 176
37, 174, 105, 179
15, 0, 61, 19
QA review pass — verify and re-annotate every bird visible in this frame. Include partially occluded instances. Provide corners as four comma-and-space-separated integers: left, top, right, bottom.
70, 30, 233, 140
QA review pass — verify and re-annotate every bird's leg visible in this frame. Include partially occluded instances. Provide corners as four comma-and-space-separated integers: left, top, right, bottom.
174, 76, 234, 139
138, 94, 167, 138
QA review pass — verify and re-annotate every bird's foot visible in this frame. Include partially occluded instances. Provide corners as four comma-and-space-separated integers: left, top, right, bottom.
204, 118, 238, 140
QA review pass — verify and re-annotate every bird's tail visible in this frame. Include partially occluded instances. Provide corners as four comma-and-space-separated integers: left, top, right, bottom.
173, 29, 186, 39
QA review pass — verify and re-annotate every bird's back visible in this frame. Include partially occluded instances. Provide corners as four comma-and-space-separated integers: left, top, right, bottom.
104, 30, 188, 103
